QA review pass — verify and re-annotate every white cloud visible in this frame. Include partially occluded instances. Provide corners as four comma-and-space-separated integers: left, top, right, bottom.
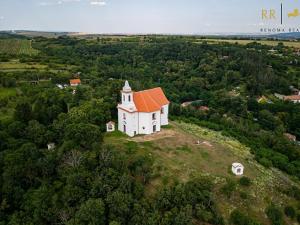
38, 0, 81, 6
90, 0, 106, 6
38, 1, 60, 6
38, 0, 106, 7
0, 16, 4, 20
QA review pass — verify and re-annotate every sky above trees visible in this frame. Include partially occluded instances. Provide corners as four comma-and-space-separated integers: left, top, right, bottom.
0, 0, 299, 34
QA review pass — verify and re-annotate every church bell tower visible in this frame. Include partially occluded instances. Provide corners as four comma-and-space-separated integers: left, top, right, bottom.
121, 80, 134, 106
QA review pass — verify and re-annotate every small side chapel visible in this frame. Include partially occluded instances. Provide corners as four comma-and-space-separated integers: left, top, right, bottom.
117, 81, 170, 137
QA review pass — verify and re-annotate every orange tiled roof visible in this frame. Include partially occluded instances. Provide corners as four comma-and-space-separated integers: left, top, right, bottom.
284, 95, 300, 101
70, 79, 81, 85
133, 87, 169, 112
199, 106, 210, 111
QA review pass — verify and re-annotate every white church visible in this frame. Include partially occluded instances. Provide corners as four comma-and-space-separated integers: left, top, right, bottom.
117, 81, 170, 137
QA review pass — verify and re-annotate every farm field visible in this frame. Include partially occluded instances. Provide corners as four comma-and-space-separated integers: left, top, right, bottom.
0, 60, 47, 72
104, 121, 299, 224
198, 38, 300, 48
0, 39, 39, 55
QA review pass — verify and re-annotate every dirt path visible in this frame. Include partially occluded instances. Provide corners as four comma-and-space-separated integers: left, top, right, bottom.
130, 128, 177, 142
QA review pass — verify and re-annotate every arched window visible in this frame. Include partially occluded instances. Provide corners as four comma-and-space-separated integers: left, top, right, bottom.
152, 113, 156, 120
128, 95, 131, 102
123, 95, 125, 101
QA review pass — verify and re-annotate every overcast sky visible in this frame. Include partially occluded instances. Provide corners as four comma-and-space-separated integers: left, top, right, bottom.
0, 0, 299, 34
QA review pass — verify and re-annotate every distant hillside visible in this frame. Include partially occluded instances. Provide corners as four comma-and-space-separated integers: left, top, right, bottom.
270, 32, 300, 39
0, 30, 73, 38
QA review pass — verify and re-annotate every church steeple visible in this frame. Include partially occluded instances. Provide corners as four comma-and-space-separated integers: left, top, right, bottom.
121, 81, 133, 105
123, 80, 132, 92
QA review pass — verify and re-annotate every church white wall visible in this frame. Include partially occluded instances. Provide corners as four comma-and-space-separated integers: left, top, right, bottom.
138, 111, 161, 135
118, 108, 166, 137
160, 104, 169, 126
118, 109, 138, 137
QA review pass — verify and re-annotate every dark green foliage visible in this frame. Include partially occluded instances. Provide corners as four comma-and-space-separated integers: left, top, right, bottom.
65, 123, 102, 149
265, 204, 285, 225
284, 186, 300, 201
14, 98, 32, 122
230, 209, 261, 225
1, 35, 300, 225
69, 198, 105, 225
284, 205, 295, 219
239, 191, 248, 199
239, 177, 251, 186
155, 178, 223, 225
221, 179, 236, 198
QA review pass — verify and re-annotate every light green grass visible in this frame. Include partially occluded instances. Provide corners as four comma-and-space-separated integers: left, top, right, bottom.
0, 39, 39, 55
0, 87, 17, 99
0, 60, 47, 72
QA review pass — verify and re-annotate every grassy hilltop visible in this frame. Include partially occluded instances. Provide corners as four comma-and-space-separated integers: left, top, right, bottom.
105, 121, 299, 224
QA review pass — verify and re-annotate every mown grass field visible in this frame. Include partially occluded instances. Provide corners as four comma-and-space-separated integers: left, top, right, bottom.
0, 39, 39, 55
104, 121, 299, 224
198, 38, 300, 48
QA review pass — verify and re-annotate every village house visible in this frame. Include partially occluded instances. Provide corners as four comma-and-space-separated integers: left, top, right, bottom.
274, 93, 285, 100
198, 106, 210, 111
283, 95, 300, 104
289, 86, 300, 95
181, 101, 193, 107
284, 133, 297, 142
117, 81, 169, 137
70, 79, 81, 87
181, 100, 202, 108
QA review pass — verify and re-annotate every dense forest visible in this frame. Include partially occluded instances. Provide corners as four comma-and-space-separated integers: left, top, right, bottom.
0, 35, 300, 224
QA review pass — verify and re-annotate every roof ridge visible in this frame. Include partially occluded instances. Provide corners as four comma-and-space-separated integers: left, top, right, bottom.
135, 87, 161, 94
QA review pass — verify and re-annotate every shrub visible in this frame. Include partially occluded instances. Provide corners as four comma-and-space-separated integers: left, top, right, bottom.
239, 191, 248, 199
239, 177, 251, 186
221, 179, 236, 198
265, 204, 284, 225
284, 206, 295, 219
230, 209, 261, 225
259, 158, 273, 168
297, 214, 300, 223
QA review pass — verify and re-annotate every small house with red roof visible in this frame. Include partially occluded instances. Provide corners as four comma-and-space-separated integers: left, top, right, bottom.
70, 79, 81, 87
117, 81, 169, 137
283, 95, 300, 103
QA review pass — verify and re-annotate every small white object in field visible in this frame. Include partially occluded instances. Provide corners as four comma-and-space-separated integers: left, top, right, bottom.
232, 162, 244, 176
